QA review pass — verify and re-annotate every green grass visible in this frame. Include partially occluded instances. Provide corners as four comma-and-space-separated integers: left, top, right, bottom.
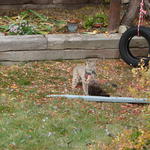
0, 97, 140, 150
0, 98, 110, 150
0, 60, 149, 150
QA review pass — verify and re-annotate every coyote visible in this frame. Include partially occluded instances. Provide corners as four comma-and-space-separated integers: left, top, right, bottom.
72, 59, 97, 95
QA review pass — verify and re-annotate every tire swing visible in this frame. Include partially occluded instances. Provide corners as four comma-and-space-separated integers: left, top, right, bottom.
119, 26, 150, 67
119, 0, 150, 67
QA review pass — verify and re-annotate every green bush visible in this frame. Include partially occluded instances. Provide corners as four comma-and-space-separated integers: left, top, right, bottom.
83, 13, 108, 29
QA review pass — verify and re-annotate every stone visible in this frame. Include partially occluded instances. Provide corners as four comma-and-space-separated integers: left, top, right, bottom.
118, 25, 128, 34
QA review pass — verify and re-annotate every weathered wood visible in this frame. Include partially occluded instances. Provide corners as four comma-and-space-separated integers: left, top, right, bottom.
108, 0, 121, 32
32, 0, 51, 4
53, 0, 88, 4
0, 48, 147, 62
47, 34, 121, 50
0, 35, 47, 51
0, 0, 30, 4
0, 33, 148, 65
0, 49, 120, 61
0, 0, 52, 4
47, 34, 147, 50
0, 34, 146, 52
0, 0, 93, 6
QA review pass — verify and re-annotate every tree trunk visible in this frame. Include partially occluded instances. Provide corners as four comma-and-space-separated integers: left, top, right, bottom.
122, 0, 140, 26
144, 0, 150, 18
108, 0, 121, 33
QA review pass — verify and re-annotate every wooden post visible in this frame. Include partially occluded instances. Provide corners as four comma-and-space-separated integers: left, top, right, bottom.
108, 0, 121, 33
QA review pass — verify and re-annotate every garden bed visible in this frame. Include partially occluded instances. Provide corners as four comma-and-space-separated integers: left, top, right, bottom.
0, 6, 109, 35
0, 5, 149, 35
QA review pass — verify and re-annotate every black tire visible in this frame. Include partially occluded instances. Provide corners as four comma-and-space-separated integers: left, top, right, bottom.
119, 26, 150, 67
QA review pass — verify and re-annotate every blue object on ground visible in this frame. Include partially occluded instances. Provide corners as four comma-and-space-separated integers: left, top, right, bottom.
46, 95, 150, 104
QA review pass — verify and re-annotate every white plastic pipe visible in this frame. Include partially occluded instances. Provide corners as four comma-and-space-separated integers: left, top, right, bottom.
47, 95, 150, 104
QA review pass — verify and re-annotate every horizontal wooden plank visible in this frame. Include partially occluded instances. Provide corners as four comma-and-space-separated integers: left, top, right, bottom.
0, 4, 85, 10
47, 34, 148, 50
0, 34, 148, 52
0, 49, 120, 61
0, 48, 148, 65
0, 48, 147, 62
0, 35, 47, 51
47, 34, 121, 49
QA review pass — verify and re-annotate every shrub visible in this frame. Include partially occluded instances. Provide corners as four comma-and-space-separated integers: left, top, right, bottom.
83, 13, 108, 29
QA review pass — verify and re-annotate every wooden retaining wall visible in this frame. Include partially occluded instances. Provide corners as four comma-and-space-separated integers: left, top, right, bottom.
0, 33, 148, 65
0, 0, 100, 10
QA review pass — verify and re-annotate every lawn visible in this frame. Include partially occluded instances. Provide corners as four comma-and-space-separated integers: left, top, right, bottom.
0, 59, 149, 150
